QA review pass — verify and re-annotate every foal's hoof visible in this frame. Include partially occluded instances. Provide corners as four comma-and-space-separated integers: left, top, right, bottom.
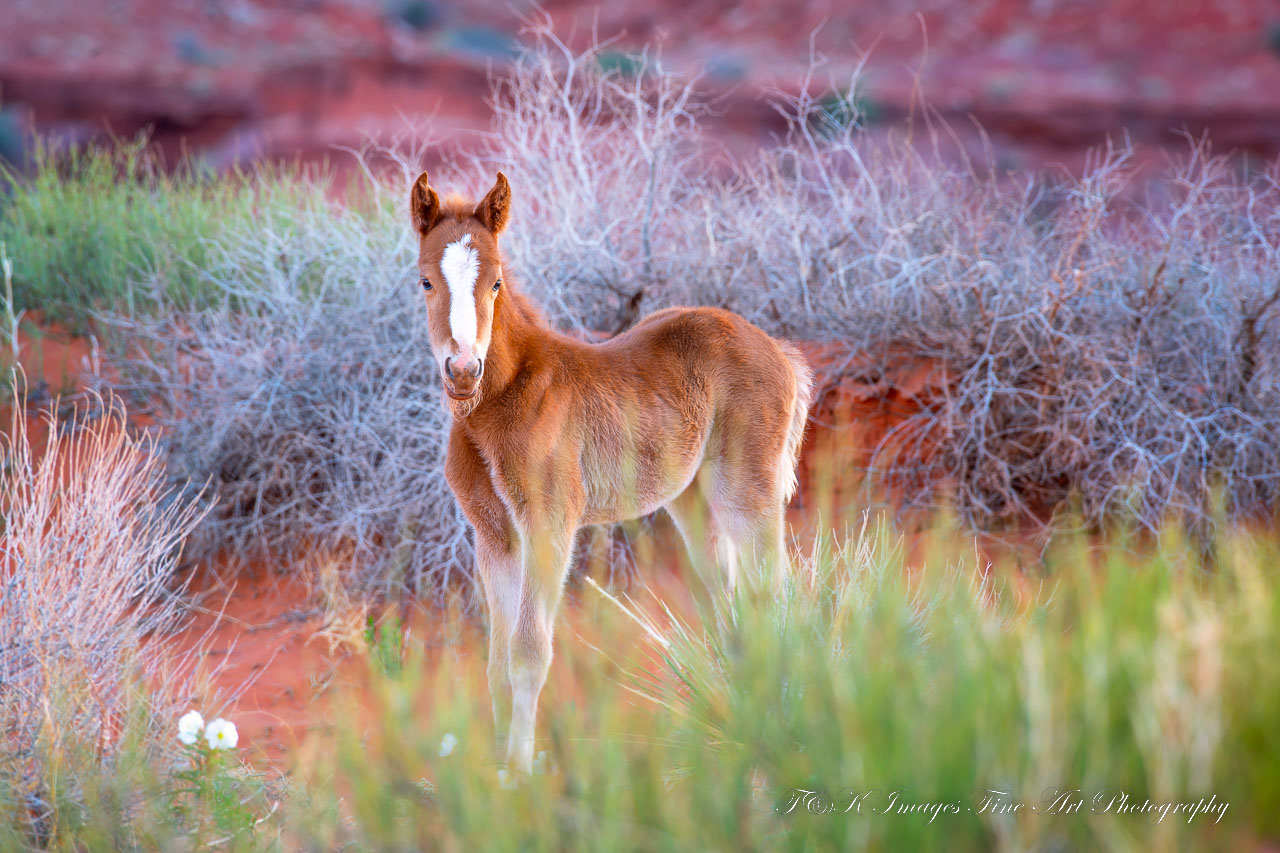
496, 750, 551, 789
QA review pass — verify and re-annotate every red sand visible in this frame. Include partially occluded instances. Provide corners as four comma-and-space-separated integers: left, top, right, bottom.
161, 553, 705, 769
164, 569, 362, 766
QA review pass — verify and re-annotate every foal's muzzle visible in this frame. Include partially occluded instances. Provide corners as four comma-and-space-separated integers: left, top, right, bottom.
444, 354, 483, 399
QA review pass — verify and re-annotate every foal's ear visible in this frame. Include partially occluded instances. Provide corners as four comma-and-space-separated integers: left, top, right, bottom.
410, 171, 441, 236
474, 172, 511, 236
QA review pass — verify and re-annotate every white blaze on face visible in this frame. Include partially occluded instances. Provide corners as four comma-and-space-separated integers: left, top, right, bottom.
441, 233, 480, 354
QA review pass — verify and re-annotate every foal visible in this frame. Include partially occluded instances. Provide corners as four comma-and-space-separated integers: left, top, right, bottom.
410, 171, 813, 775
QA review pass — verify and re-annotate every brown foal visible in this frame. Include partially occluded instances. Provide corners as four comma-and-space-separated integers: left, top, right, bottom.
410, 171, 813, 775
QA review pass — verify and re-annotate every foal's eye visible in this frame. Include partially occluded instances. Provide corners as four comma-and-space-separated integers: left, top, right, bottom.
420, 276, 433, 291
492, 278, 502, 292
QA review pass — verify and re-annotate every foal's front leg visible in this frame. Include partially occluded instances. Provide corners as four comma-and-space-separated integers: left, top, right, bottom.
474, 534, 520, 750
506, 521, 576, 775
444, 429, 521, 754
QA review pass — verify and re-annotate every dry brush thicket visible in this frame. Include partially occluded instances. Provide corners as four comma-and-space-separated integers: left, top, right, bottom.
111, 26, 1279, 591
108, 197, 470, 594
0, 390, 207, 818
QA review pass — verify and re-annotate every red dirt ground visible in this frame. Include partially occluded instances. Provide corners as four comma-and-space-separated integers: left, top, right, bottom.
161, 553, 707, 769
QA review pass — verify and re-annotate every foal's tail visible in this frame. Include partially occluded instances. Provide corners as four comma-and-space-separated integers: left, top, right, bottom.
776, 340, 814, 504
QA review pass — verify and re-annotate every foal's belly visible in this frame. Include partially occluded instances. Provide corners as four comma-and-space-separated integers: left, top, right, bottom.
577, 423, 704, 526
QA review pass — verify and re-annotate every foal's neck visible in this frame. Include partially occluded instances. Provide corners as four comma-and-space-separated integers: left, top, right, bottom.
475, 284, 552, 407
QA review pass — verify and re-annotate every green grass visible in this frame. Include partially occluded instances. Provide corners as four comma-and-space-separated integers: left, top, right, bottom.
0, 690, 276, 851
6, 520, 1277, 851
0, 137, 353, 332
364, 613, 406, 678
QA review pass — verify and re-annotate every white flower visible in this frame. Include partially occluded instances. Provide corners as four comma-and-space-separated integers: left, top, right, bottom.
497, 768, 518, 790
205, 718, 239, 750
178, 710, 204, 745
438, 732, 458, 757
532, 750, 549, 775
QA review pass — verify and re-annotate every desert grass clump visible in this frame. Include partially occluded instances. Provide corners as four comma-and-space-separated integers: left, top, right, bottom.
272, 519, 1279, 852
0, 385, 209, 840
0, 136, 331, 332
3, 519, 1274, 849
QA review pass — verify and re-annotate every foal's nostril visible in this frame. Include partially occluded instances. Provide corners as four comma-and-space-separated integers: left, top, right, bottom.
445, 355, 483, 382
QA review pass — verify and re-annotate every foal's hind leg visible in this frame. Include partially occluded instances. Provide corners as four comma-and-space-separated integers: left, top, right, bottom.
666, 473, 739, 607
712, 442, 791, 597
738, 503, 788, 596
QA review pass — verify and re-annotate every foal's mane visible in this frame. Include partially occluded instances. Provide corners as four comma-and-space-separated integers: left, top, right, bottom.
439, 193, 477, 221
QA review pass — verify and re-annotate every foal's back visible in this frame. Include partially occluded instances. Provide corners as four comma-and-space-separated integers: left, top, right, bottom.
549, 306, 807, 527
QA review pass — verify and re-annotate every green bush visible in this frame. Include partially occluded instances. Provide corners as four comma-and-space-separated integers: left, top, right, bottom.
0, 137, 331, 331
280, 521, 1278, 851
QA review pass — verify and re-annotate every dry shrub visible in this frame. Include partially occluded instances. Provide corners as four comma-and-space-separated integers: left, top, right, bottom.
458, 22, 707, 334
0, 386, 207, 821
459, 21, 1280, 536
304, 547, 372, 655
108, 188, 470, 596
109, 22, 1280, 594
733, 130, 1280, 535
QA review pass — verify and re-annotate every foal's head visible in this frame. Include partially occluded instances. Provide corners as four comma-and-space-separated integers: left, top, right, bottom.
409, 171, 511, 407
